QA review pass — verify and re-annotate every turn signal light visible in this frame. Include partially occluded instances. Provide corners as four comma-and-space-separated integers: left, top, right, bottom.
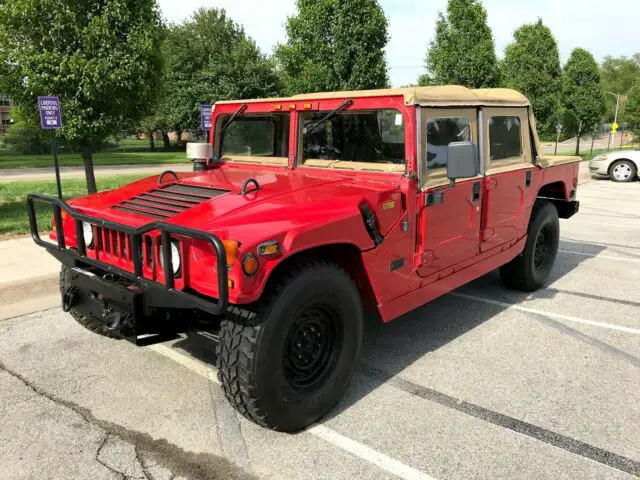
222, 240, 239, 266
242, 254, 259, 277
257, 241, 280, 256
51, 210, 68, 232
288, 104, 297, 110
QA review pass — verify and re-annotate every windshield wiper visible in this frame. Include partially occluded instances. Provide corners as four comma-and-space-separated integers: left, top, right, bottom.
219, 103, 248, 135
303, 98, 353, 135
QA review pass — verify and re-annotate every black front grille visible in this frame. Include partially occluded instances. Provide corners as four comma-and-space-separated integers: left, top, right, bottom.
112, 184, 228, 219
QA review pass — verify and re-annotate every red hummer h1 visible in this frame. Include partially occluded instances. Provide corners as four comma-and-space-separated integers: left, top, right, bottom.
28, 86, 580, 432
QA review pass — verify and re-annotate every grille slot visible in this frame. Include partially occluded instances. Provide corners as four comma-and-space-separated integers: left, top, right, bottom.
98, 227, 131, 262
112, 184, 228, 219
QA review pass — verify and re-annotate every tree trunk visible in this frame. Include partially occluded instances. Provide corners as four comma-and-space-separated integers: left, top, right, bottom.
82, 146, 97, 194
162, 129, 170, 149
575, 120, 583, 156
148, 130, 155, 151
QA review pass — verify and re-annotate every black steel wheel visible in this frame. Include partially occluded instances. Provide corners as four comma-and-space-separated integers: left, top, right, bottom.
500, 201, 559, 292
283, 305, 339, 392
217, 258, 363, 432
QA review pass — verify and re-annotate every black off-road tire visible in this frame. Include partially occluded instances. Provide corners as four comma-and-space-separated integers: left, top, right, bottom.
216, 258, 363, 432
60, 266, 120, 339
499, 201, 559, 292
609, 160, 637, 183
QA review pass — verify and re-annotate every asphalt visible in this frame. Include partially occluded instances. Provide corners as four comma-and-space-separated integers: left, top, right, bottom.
0, 174, 638, 480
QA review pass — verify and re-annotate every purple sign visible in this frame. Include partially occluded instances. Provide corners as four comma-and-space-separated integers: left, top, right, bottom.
38, 96, 62, 129
200, 104, 212, 131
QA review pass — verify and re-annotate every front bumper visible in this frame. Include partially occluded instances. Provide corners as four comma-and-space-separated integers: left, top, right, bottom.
27, 193, 229, 320
589, 160, 609, 176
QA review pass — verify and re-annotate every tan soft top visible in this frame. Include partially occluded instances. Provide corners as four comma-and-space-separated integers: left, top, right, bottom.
216, 85, 530, 107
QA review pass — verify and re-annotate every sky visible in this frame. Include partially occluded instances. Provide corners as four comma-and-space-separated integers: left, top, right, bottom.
158, 0, 640, 87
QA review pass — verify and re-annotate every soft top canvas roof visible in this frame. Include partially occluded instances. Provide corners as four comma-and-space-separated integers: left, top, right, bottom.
215, 85, 530, 107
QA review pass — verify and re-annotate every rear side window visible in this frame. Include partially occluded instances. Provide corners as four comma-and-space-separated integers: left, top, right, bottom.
426, 117, 470, 170
489, 116, 522, 161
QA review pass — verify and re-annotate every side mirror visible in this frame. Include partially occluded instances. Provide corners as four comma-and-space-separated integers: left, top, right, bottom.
447, 141, 480, 181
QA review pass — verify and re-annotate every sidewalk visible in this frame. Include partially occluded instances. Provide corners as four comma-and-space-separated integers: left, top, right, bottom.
0, 237, 61, 319
0, 163, 191, 182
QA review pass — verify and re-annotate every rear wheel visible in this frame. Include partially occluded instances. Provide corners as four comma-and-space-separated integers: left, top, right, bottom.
216, 258, 363, 432
59, 266, 120, 339
499, 201, 559, 292
610, 160, 637, 182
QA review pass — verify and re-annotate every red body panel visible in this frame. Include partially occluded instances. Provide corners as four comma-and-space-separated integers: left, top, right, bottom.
57, 94, 579, 322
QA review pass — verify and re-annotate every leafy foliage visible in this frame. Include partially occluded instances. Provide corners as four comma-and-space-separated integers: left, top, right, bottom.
421, 0, 500, 88
160, 8, 282, 134
0, 0, 164, 192
601, 54, 640, 121
276, 0, 390, 94
622, 85, 640, 127
561, 48, 606, 137
502, 20, 562, 137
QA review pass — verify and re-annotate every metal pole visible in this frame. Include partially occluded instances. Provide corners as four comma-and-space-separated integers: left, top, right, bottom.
590, 128, 596, 156
620, 126, 624, 150
554, 131, 560, 155
52, 130, 62, 199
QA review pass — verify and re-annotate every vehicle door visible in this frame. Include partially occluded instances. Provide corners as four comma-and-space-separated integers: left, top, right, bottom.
480, 107, 534, 252
416, 108, 483, 279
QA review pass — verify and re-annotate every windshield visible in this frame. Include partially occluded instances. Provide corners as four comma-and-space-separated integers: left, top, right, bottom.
300, 109, 406, 172
218, 113, 290, 165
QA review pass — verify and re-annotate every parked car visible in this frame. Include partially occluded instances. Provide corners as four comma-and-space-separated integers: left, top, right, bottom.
27, 86, 581, 432
589, 150, 639, 182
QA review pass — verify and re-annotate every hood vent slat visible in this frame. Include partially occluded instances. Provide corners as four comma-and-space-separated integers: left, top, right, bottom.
112, 184, 229, 219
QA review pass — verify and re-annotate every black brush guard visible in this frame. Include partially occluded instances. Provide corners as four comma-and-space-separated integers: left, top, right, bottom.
26, 193, 229, 318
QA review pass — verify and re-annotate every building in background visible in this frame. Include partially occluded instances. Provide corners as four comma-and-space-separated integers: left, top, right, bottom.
0, 94, 12, 134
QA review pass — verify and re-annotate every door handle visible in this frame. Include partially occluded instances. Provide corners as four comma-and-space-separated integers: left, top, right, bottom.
472, 181, 481, 202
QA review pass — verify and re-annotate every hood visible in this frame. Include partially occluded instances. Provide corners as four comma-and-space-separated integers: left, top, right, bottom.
68, 163, 404, 246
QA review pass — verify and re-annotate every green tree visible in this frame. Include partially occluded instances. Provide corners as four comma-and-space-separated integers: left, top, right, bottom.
0, 0, 164, 193
622, 85, 640, 128
502, 19, 562, 138
421, 0, 500, 88
276, 0, 389, 94
600, 54, 640, 121
161, 8, 282, 136
562, 48, 606, 154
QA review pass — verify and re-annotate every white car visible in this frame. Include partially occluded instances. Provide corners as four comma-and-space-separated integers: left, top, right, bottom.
589, 150, 639, 182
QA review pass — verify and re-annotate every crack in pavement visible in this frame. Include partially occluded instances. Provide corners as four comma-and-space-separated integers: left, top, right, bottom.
0, 360, 257, 480
96, 433, 127, 480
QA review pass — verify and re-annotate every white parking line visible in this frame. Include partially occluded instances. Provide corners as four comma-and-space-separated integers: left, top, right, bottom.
559, 249, 640, 263
147, 344, 436, 480
566, 220, 640, 230
450, 293, 640, 335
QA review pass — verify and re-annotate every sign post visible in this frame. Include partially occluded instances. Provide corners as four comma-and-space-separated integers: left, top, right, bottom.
200, 104, 212, 142
37, 96, 63, 198
554, 123, 562, 155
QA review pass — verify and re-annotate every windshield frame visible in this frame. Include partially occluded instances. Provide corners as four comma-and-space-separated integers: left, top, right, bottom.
213, 111, 292, 166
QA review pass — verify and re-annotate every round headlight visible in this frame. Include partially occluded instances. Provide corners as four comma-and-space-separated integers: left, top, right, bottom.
82, 222, 94, 248
159, 241, 181, 275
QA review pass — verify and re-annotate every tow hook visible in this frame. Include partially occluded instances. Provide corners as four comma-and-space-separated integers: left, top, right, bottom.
61, 287, 78, 312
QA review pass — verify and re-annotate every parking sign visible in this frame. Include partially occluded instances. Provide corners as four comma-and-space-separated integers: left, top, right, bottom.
37, 96, 62, 129
200, 104, 212, 131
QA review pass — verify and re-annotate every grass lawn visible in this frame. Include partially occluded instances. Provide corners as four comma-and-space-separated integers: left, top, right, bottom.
0, 150, 187, 169
0, 175, 145, 237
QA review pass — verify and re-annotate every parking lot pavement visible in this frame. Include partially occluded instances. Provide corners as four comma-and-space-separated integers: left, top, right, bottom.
1, 179, 639, 480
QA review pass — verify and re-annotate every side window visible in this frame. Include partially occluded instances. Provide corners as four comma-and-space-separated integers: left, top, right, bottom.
426, 117, 470, 170
489, 116, 522, 161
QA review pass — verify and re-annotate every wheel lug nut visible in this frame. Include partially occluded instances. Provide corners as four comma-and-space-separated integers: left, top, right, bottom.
297, 342, 302, 348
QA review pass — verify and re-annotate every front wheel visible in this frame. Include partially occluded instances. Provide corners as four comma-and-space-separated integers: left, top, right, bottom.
500, 201, 560, 292
610, 160, 637, 183
216, 258, 363, 432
